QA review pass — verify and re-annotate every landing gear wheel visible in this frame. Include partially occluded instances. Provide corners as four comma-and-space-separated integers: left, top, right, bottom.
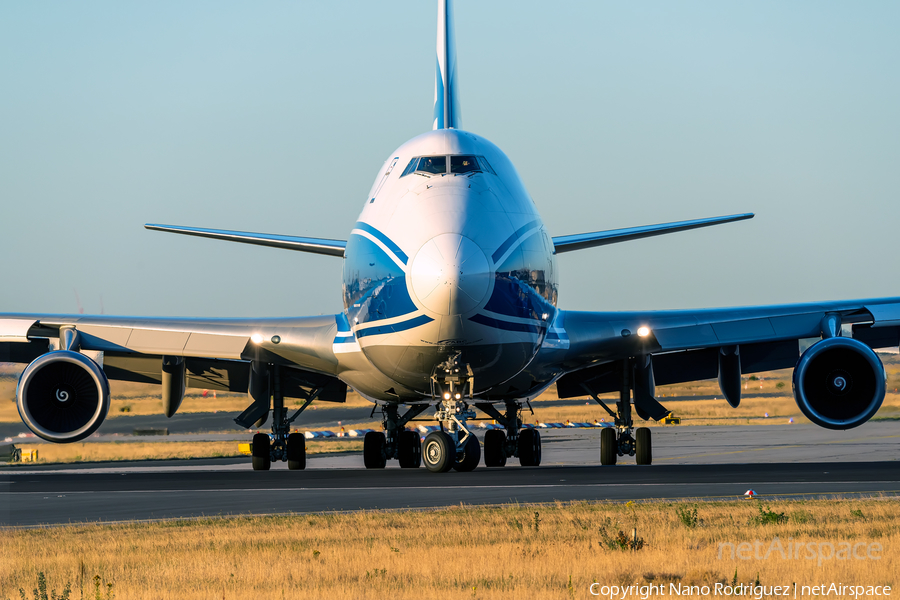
483, 429, 507, 467
600, 428, 617, 466
287, 432, 306, 470
517, 428, 541, 466
453, 433, 481, 472
251, 433, 271, 471
423, 431, 456, 473
363, 431, 387, 469
398, 430, 422, 468
635, 427, 652, 465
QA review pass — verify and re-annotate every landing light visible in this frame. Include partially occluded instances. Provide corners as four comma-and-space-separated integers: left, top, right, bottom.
455, 393, 461, 400
250, 333, 264, 344
637, 326, 651, 338
443, 392, 451, 400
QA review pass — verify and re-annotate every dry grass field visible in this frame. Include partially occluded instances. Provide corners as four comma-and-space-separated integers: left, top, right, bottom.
10, 439, 363, 464
1, 499, 895, 600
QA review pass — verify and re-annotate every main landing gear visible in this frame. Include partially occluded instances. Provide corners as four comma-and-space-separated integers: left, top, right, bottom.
475, 401, 542, 468
364, 354, 544, 473
587, 358, 658, 466
238, 363, 326, 471
362, 403, 429, 469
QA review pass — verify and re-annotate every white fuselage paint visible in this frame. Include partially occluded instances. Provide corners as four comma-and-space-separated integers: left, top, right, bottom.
335, 129, 561, 403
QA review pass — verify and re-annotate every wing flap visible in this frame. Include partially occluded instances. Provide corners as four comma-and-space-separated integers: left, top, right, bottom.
0, 318, 36, 342
865, 303, 900, 327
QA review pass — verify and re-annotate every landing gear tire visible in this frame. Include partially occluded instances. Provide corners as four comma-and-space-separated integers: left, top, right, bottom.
287, 432, 306, 470
398, 430, 422, 469
483, 429, 507, 467
251, 433, 271, 471
453, 433, 481, 472
635, 427, 652, 465
363, 431, 387, 469
423, 431, 456, 473
517, 428, 541, 467
600, 428, 617, 466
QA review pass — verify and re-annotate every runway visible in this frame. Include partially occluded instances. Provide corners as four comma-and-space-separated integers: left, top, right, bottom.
2, 424, 898, 527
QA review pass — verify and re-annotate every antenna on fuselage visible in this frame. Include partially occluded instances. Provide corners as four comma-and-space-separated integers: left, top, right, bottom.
433, 0, 460, 130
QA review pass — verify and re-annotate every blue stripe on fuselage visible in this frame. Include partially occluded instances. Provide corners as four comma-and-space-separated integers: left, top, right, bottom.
353, 222, 409, 265
333, 312, 356, 344
469, 313, 545, 335
491, 219, 541, 264
355, 314, 434, 339
343, 233, 418, 326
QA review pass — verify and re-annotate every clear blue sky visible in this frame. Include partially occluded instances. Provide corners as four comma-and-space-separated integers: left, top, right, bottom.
2, 1, 898, 318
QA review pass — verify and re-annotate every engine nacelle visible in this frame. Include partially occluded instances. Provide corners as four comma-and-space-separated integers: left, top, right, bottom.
792, 337, 884, 430
17, 351, 110, 443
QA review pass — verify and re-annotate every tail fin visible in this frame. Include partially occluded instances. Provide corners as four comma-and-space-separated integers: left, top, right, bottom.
433, 0, 460, 130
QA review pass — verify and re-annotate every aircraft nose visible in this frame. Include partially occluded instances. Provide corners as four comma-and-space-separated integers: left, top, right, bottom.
410, 233, 491, 315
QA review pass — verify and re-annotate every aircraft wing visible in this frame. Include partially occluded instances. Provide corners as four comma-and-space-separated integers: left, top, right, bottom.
144, 224, 347, 257
555, 296, 900, 400
551, 213, 753, 253
0, 312, 346, 401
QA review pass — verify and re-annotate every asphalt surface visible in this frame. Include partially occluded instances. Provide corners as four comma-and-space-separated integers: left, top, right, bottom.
3, 461, 899, 527
1, 424, 897, 527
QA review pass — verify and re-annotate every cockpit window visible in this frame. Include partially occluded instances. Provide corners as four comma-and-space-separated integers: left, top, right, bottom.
477, 156, 496, 175
400, 154, 494, 177
400, 157, 419, 178
416, 156, 447, 174
450, 155, 480, 174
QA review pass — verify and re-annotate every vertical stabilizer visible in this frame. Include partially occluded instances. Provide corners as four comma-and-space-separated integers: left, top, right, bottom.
433, 0, 460, 130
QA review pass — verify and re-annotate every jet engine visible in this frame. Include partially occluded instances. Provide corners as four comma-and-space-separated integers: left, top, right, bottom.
792, 337, 884, 430
17, 351, 110, 443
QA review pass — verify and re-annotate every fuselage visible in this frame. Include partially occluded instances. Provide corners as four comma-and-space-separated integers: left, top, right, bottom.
336, 129, 561, 402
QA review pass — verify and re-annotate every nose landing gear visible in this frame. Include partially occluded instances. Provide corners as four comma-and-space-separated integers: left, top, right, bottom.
421, 353, 488, 473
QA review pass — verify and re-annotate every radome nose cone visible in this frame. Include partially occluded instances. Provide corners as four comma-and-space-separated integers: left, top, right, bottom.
410, 234, 490, 315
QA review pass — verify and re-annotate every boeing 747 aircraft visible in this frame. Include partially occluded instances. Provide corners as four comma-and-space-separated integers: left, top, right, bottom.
2, 1, 898, 472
